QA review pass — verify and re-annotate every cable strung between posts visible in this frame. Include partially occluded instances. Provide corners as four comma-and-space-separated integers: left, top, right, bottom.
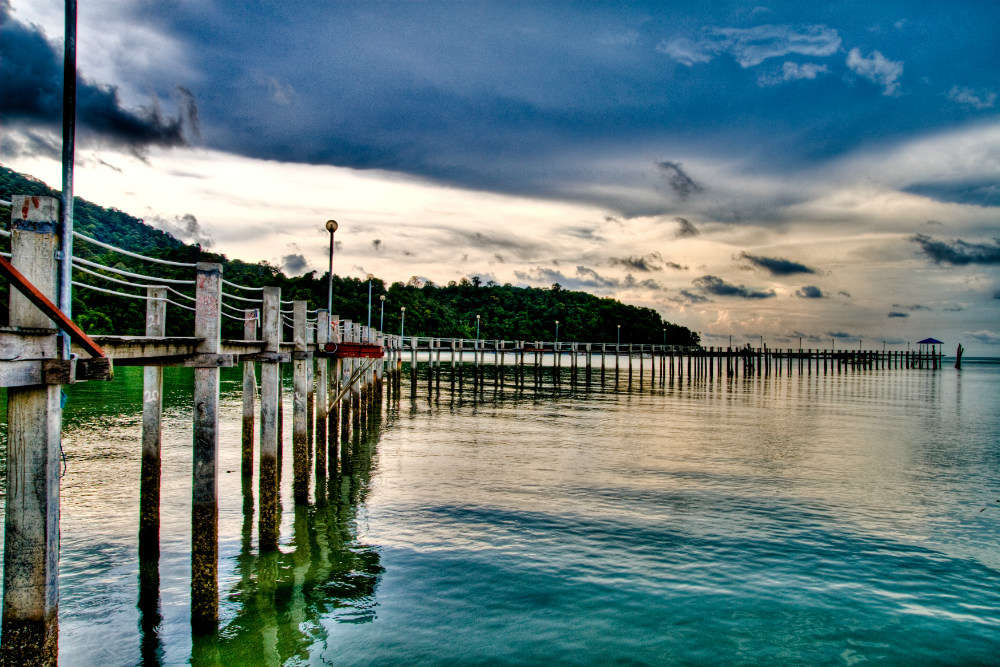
74, 231, 198, 267
222, 279, 264, 292
0, 229, 10, 238
73, 263, 197, 301
222, 310, 257, 322
73, 256, 195, 285
220, 300, 252, 315
221, 291, 262, 304
0, 199, 12, 206
73, 281, 196, 312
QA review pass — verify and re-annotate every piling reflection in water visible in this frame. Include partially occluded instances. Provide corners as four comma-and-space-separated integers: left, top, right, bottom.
138, 403, 385, 666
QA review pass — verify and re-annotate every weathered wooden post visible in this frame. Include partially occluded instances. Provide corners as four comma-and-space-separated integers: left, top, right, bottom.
329, 315, 341, 472
239, 307, 259, 494
315, 311, 329, 482
306, 320, 315, 472
1, 196, 62, 664
258, 287, 281, 552
139, 286, 166, 608
292, 301, 309, 503
191, 261, 223, 633
341, 319, 352, 445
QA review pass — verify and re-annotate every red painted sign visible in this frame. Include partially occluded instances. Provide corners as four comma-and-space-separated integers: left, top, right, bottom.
324, 342, 383, 358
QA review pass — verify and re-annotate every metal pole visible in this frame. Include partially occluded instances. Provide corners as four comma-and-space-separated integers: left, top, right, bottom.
379, 294, 385, 332
367, 277, 372, 332
325, 220, 338, 314
555, 320, 559, 345
400, 307, 405, 341
59, 0, 78, 359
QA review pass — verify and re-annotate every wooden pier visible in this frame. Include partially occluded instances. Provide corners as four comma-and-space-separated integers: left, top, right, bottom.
0, 195, 945, 664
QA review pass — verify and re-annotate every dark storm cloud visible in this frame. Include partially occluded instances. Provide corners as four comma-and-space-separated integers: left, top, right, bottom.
911, 234, 1000, 265
795, 285, 823, 298
0, 5, 195, 151
693, 275, 775, 299
514, 265, 661, 291
445, 228, 543, 259
887, 311, 909, 318
891, 303, 930, 311
147, 213, 213, 247
281, 253, 308, 273
674, 217, 700, 238
657, 162, 703, 199
905, 182, 1000, 207
608, 251, 686, 272
738, 252, 816, 275
827, 331, 856, 339
669, 289, 711, 304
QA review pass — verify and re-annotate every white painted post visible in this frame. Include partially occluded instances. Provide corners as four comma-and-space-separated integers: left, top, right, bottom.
292, 301, 309, 503
2, 196, 62, 665
140, 286, 166, 576
241, 308, 257, 483
258, 287, 281, 551
191, 261, 222, 633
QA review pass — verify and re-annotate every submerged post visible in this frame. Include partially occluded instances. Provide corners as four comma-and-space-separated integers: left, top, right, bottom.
191, 262, 223, 633
315, 310, 330, 482
258, 287, 281, 551
1, 196, 62, 665
139, 286, 166, 593
241, 308, 258, 484
292, 301, 309, 504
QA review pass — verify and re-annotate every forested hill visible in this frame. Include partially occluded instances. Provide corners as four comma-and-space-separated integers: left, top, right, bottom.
0, 165, 699, 345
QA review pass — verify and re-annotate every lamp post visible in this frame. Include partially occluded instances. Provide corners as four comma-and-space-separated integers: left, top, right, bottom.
662, 327, 665, 345
379, 294, 385, 332
476, 314, 480, 341
616, 324, 621, 350
400, 306, 405, 342
324, 220, 338, 314
366, 275, 373, 332
555, 320, 560, 345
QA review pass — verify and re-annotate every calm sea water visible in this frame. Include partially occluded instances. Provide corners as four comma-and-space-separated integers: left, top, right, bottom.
1, 358, 999, 666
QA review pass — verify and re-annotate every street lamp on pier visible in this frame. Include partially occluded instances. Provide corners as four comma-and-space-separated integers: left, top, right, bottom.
555, 320, 560, 346
379, 294, 385, 332
324, 219, 338, 314
617, 324, 621, 350
400, 306, 406, 342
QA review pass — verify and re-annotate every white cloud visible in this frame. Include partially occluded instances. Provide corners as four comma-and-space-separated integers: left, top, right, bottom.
964, 330, 1000, 345
656, 37, 716, 66
758, 61, 829, 86
846, 48, 903, 96
948, 86, 997, 110
659, 24, 841, 68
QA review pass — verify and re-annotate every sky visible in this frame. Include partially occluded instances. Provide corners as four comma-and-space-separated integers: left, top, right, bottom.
2, 0, 999, 351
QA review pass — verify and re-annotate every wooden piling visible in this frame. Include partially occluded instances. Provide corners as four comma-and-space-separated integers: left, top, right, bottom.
1, 197, 62, 665
139, 286, 166, 594
292, 301, 309, 504
191, 262, 223, 633
315, 311, 329, 483
258, 287, 281, 552
241, 309, 257, 485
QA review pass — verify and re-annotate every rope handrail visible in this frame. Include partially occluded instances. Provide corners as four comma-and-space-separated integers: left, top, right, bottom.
220, 300, 251, 315
74, 231, 198, 268
0, 199, 11, 206
71, 280, 197, 313
222, 310, 257, 322
0, 229, 10, 238
73, 257, 195, 285
223, 279, 264, 292
72, 263, 197, 303
221, 291, 262, 304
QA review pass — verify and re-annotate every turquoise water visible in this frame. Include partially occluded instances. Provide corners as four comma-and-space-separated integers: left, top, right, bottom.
1, 359, 999, 665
